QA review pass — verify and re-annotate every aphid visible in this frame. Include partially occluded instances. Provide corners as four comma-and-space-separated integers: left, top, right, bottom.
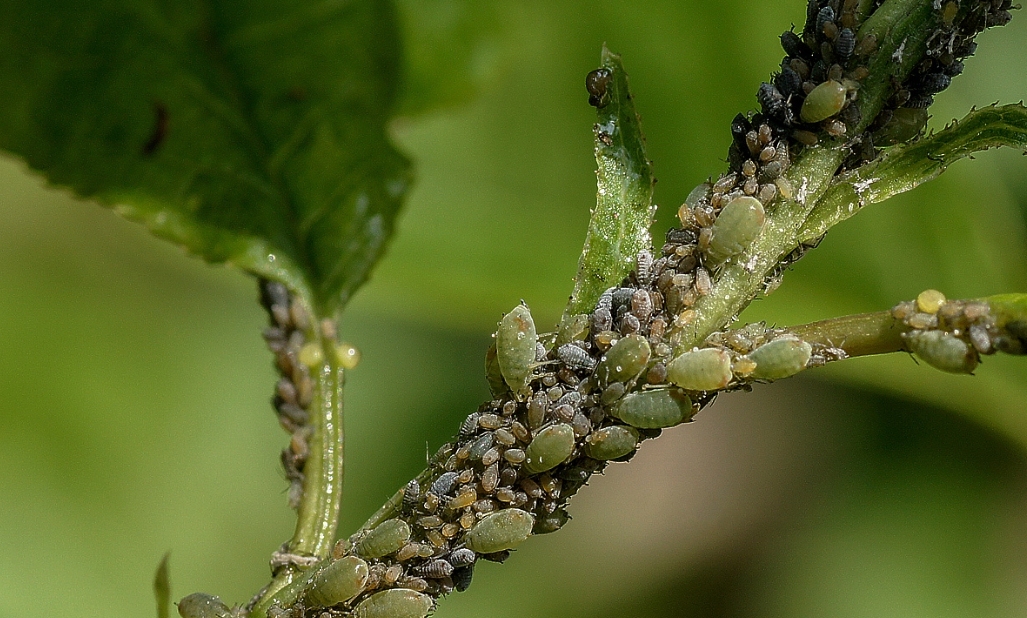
595, 334, 652, 387
666, 348, 734, 391
619, 313, 641, 334
396, 543, 420, 562
479, 412, 502, 430
499, 465, 519, 486
816, 6, 836, 37
533, 508, 572, 535
757, 83, 790, 122
469, 433, 494, 460
356, 518, 411, 559
496, 304, 538, 398
142, 102, 169, 156
854, 32, 878, 56
903, 330, 979, 374
306, 556, 370, 607
464, 508, 535, 554
450, 486, 477, 509
916, 289, 947, 314
459, 413, 480, 439
584, 425, 640, 461
556, 313, 590, 347
418, 559, 454, 579
835, 27, 855, 60
747, 337, 813, 380
384, 564, 404, 586
503, 448, 527, 464
585, 67, 613, 108
335, 343, 361, 369
705, 195, 766, 263
631, 289, 654, 322
431, 471, 460, 497
481, 462, 500, 493
557, 343, 597, 370
527, 394, 547, 429
694, 268, 712, 296
636, 249, 654, 284
775, 66, 803, 98
452, 565, 475, 592
800, 80, 847, 123
177, 593, 231, 618
916, 73, 951, 94
483, 345, 508, 397
781, 29, 813, 59
481, 447, 501, 466
449, 547, 477, 568
523, 423, 576, 474
352, 589, 434, 618
494, 427, 517, 446
969, 324, 993, 354
571, 412, 592, 437
609, 389, 694, 429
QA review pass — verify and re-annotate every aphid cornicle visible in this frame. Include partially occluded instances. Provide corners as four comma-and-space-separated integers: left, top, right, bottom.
609, 389, 694, 429
356, 518, 411, 559
903, 330, 980, 374
177, 593, 232, 618
706, 196, 766, 264
666, 348, 734, 391
307, 556, 369, 607
800, 80, 847, 123
353, 589, 434, 618
496, 304, 538, 398
523, 423, 576, 474
584, 425, 640, 461
747, 337, 812, 380
595, 334, 652, 387
465, 508, 535, 554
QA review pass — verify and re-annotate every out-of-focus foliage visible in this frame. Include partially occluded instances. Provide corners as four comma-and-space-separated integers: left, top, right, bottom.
0, 2, 1026, 618
0, 0, 410, 313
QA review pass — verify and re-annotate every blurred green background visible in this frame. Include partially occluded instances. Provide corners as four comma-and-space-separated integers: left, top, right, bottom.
2, 1, 1027, 617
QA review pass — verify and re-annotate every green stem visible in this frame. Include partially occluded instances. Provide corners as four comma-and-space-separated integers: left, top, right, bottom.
786, 310, 908, 357
250, 329, 345, 618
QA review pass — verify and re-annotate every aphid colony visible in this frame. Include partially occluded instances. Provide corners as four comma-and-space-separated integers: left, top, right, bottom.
893, 289, 1026, 374
260, 279, 319, 513
259, 281, 359, 517
290, 222, 818, 616
720, 0, 1012, 210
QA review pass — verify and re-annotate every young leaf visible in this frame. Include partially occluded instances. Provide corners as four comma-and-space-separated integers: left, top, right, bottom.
0, 0, 411, 314
562, 46, 655, 321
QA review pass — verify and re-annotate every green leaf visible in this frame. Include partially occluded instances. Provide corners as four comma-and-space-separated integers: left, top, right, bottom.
562, 46, 655, 321
800, 104, 1027, 243
153, 553, 170, 618
0, 0, 411, 314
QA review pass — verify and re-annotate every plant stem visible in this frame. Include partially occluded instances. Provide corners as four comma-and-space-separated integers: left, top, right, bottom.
249, 327, 345, 618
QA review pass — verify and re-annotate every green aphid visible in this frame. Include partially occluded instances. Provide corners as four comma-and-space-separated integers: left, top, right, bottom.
595, 334, 651, 388
496, 304, 538, 397
609, 389, 693, 429
584, 425, 640, 460
523, 423, 576, 474
873, 107, 929, 146
352, 589, 434, 618
177, 593, 231, 618
666, 347, 734, 391
484, 344, 509, 397
465, 508, 535, 554
747, 337, 812, 380
903, 330, 979, 374
706, 196, 765, 263
556, 313, 591, 347
800, 79, 847, 123
307, 556, 369, 608
355, 518, 411, 559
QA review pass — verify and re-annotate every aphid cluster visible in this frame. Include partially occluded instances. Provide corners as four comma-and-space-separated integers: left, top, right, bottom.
893, 289, 1025, 374
294, 208, 820, 616
260, 279, 319, 512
